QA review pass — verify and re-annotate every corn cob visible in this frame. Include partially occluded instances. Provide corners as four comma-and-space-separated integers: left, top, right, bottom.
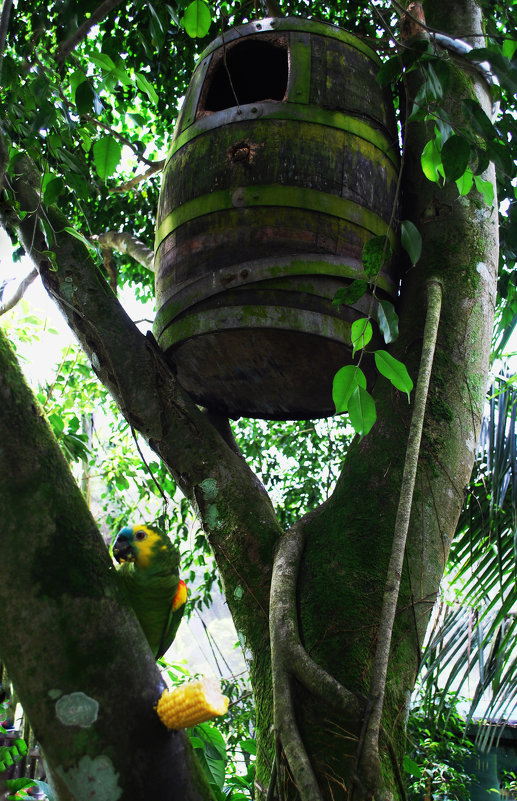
156, 677, 229, 730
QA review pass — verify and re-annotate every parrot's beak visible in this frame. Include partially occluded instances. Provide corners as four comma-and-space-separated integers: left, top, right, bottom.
113, 536, 136, 563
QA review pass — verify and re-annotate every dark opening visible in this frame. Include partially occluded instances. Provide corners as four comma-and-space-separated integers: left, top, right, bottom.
203, 39, 288, 111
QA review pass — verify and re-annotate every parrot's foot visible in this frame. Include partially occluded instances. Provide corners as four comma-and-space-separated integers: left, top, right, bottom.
156, 677, 229, 730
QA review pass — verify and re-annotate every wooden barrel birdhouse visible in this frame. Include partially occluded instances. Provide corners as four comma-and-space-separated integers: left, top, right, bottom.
154, 17, 399, 420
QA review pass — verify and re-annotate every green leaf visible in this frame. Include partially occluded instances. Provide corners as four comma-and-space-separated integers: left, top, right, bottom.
400, 220, 422, 266
502, 39, 517, 60
63, 227, 98, 252
376, 55, 402, 87
48, 412, 65, 434
42, 174, 64, 205
239, 738, 257, 755
332, 365, 367, 413
403, 755, 423, 778
135, 73, 159, 105
362, 235, 391, 279
422, 62, 443, 101
374, 350, 414, 398
441, 134, 470, 182
191, 723, 226, 788
421, 137, 443, 183
351, 318, 373, 356
92, 136, 122, 180
333, 279, 367, 307
181, 0, 212, 38
376, 299, 399, 344
456, 166, 474, 196
474, 175, 495, 207
347, 385, 376, 437
74, 80, 95, 114
462, 98, 498, 141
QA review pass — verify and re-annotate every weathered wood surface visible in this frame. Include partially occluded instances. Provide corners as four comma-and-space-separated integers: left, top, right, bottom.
154, 17, 399, 420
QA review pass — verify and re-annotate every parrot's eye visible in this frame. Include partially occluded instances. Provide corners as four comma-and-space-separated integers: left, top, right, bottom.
134, 530, 147, 541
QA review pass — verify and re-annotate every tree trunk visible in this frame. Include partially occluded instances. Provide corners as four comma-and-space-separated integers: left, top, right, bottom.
0, 328, 213, 801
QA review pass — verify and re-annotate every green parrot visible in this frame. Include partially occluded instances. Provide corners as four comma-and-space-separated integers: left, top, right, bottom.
112, 523, 188, 659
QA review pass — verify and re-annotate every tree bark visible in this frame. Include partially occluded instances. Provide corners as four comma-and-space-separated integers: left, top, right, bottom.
0, 328, 213, 801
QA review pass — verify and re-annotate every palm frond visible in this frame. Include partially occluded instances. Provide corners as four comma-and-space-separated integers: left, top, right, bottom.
415, 375, 517, 748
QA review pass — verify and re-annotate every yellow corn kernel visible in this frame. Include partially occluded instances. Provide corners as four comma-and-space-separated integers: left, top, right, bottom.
156, 677, 229, 730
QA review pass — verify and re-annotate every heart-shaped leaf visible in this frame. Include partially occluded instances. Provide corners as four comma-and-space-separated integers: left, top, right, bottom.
332, 365, 367, 413
181, 0, 212, 38
348, 385, 377, 437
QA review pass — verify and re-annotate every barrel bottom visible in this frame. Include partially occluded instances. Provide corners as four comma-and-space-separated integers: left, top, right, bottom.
165, 328, 373, 420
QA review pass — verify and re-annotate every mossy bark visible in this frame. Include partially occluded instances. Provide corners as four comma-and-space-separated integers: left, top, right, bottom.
0, 328, 214, 801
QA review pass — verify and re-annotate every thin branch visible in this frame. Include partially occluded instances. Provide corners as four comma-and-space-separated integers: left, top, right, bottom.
82, 114, 159, 168
56, 0, 126, 62
92, 231, 154, 272
0, 267, 39, 316
355, 278, 443, 797
113, 160, 165, 193
0, 0, 13, 82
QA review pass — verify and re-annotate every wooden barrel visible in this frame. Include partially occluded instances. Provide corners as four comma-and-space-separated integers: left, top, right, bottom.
154, 17, 399, 420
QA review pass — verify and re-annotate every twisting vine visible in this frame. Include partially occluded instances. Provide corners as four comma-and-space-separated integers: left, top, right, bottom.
353, 278, 443, 797
269, 514, 361, 801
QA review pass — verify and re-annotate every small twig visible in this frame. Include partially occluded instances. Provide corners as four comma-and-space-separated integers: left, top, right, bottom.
56, 0, 126, 62
82, 114, 159, 168
112, 160, 165, 193
355, 278, 443, 795
0, 267, 38, 315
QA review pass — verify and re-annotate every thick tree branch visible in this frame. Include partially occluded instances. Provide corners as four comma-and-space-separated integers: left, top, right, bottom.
113, 160, 165, 193
0, 0, 12, 82
56, 0, 126, 62
92, 231, 154, 272
0, 326, 213, 801
4, 154, 281, 658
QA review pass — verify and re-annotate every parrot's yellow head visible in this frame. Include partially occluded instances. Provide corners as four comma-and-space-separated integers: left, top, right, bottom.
113, 524, 175, 570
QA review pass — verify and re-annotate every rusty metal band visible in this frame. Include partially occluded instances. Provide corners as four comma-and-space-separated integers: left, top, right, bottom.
166, 102, 399, 168
157, 305, 354, 355
194, 17, 381, 66
153, 253, 395, 338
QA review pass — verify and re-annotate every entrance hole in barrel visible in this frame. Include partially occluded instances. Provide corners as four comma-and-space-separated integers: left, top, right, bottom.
203, 39, 288, 111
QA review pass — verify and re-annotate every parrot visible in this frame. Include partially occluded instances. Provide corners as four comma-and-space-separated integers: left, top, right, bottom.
112, 523, 188, 660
